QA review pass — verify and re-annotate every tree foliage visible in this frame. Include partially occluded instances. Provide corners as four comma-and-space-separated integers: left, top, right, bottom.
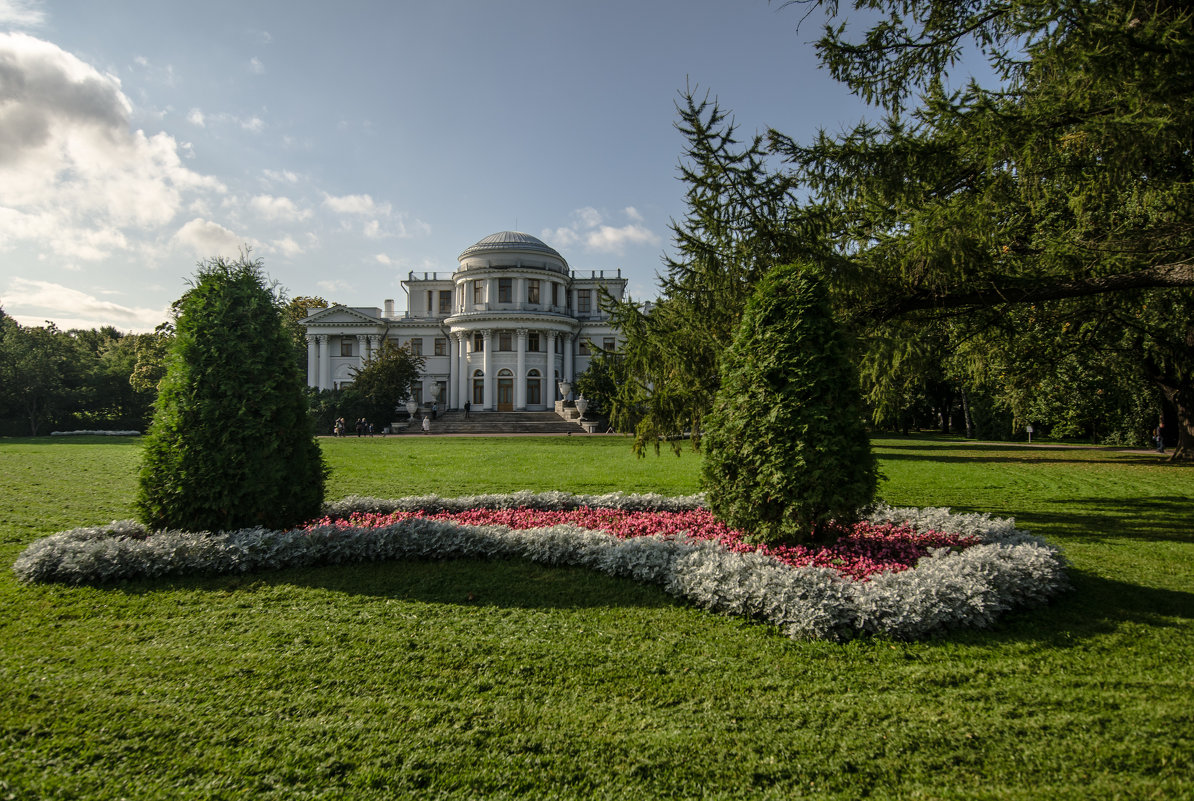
135, 256, 327, 532
616, 0, 1194, 457
606, 92, 803, 453
344, 341, 424, 427
702, 263, 878, 543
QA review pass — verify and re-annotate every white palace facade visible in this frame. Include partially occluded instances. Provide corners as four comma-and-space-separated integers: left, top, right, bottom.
300, 231, 626, 412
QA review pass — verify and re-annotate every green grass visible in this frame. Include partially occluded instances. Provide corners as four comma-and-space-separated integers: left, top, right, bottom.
1, 434, 1192, 800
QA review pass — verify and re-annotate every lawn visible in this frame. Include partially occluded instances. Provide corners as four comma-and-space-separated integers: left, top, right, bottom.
1, 435, 1191, 800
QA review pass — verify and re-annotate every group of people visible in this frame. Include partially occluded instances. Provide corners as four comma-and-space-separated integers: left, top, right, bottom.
333, 417, 375, 437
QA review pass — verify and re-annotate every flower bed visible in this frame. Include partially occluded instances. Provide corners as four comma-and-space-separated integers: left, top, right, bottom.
302, 508, 979, 582
12, 492, 1069, 641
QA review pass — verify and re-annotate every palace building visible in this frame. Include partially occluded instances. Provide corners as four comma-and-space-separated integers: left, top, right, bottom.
300, 231, 626, 412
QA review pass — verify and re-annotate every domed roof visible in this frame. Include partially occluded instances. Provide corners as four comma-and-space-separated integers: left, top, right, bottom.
458, 231, 563, 262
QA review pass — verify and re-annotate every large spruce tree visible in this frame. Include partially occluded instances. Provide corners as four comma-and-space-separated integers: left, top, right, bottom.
702, 262, 877, 543
136, 256, 327, 532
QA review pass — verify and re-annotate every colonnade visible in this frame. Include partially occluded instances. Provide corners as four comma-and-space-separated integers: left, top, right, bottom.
305, 334, 382, 391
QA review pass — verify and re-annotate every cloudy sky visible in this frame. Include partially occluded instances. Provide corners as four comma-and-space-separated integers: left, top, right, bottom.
0, 0, 879, 332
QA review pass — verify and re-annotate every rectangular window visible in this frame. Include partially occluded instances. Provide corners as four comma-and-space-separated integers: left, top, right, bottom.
528, 333, 540, 352
498, 278, 512, 303
578, 338, 590, 356
340, 338, 353, 357
552, 283, 559, 306
528, 280, 540, 304
577, 290, 592, 314
473, 333, 484, 352
473, 280, 484, 304
439, 290, 452, 314
409, 338, 423, 357
603, 337, 615, 352
499, 332, 513, 351
434, 337, 448, 356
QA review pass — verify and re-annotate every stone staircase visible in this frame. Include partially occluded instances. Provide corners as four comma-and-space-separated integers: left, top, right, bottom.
392, 410, 587, 435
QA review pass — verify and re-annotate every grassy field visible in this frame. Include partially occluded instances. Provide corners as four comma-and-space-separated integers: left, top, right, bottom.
1, 435, 1191, 800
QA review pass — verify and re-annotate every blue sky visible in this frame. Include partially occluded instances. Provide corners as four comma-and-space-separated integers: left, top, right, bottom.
0, 0, 879, 332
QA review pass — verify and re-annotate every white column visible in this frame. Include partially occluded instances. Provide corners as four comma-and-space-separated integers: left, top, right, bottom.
306, 335, 318, 388
488, 277, 497, 308
571, 288, 579, 315
357, 335, 368, 369
515, 328, 527, 410
482, 329, 494, 410
545, 331, 557, 400
447, 333, 458, 410
516, 277, 526, 310
563, 333, 574, 386
317, 335, 330, 391
456, 334, 469, 408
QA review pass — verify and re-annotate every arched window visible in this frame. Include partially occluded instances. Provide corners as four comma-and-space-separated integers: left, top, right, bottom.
472, 369, 484, 406
498, 369, 513, 377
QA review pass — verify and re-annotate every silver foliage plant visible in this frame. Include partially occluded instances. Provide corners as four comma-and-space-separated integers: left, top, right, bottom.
12, 493, 1069, 641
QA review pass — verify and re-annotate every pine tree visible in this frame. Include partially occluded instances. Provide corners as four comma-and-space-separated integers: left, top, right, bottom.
135, 256, 327, 532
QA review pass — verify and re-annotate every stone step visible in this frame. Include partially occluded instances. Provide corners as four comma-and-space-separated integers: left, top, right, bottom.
390, 410, 588, 435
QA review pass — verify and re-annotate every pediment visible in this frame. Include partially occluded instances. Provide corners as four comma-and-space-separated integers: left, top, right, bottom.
300, 305, 386, 327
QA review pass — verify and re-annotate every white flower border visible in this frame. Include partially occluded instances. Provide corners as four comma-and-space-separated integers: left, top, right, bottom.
12, 492, 1069, 641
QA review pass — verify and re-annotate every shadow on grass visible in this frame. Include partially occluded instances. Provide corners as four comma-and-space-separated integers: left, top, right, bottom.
116, 557, 684, 612
967, 568, 1194, 648
1009, 498, 1194, 546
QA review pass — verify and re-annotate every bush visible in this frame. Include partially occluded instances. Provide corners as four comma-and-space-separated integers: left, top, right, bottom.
701, 262, 878, 544
134, 256, 327, 532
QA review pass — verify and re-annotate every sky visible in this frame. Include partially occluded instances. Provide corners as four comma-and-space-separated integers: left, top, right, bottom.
0, 0, 881, 333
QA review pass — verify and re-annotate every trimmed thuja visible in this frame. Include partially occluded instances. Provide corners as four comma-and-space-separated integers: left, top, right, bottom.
702, 261, 877, 544
135, 256, 327, 532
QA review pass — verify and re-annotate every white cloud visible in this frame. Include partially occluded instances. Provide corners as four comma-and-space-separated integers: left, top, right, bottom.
2, 277, 168, 332
187, 108, 205, 127
542, 207, 660, 255
0, 0, 46, 28
584, 223, 659, 253
374, 253, 393, 265
249, 193, 310, 222
241, 115, 265, 133
269, 235, 304, 258
172, 217, 250, 257
262, 168, 300, 184
248, 57, 265, 75
322, 192, 388, 216
0, 32, 225, 263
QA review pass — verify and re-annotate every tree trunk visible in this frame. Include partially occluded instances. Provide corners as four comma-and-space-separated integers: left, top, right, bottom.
1160, 385, 1194, 461
960, 384, 974, 438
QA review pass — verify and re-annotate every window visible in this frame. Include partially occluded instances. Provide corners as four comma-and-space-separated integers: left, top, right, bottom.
552, 282, 559, 306
527, 332, 540, 352
577, 290, 592, 314
499, 332, 513, 351
528, 280, 540, 304
498, 278, 512, 303
473, 332, 484, 352
340, 338, 353, 357
426, 291, 433, 314
434, 338, 448, 356
409, 338, 423, 357
527, 370, 541, 405
439, 290, 452, 314
472, 371, 484, 405
603, 337, 616, 352
473, 280, 484, 304
578, 338, 590, 356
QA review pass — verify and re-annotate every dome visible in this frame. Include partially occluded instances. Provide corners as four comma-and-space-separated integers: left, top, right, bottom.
458, 231, 564, 263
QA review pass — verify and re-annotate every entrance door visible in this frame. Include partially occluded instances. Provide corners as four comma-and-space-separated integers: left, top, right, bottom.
497, 379, 514, 411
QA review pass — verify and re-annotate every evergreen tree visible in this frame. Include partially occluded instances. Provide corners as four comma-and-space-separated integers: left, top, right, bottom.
702, 262, 877, 544
135, 256, 327, 532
